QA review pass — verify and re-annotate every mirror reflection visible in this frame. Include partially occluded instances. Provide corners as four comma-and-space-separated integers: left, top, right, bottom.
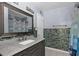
8, 9, 32, 33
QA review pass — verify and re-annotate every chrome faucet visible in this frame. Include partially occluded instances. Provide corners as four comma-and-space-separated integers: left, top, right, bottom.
17, 35, 27, 41
23, 35, 27, 40
18, 37, 23, 41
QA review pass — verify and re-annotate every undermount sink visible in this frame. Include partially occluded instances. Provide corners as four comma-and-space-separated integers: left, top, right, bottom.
19, 40, 35, 45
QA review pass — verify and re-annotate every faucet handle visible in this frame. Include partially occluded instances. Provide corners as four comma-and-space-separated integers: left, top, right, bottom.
24, 35, 27, 40
18, 37, 22, 41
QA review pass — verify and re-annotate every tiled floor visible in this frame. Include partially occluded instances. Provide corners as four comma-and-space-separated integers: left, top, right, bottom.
45, 47, 70, 56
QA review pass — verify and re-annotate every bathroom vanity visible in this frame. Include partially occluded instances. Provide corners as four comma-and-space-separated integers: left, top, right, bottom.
14, 39, 45, 56
0, 2, 45, 56
0, 37, 45, 56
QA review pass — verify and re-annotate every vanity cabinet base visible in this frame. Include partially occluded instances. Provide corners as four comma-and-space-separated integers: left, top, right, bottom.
13, 40, 45, 56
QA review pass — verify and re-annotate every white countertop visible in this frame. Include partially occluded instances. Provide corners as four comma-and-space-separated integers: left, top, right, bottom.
0, 37, 44, 56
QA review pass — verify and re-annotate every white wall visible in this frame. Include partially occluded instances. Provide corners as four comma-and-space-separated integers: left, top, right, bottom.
37, 13, 44, 38
44, 6, 75, 29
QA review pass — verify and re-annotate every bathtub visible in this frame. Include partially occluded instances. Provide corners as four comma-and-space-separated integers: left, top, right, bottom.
45, 47, 70, 56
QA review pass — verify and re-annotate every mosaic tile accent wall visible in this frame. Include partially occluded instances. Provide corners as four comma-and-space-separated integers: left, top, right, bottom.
44, 28, 70, 51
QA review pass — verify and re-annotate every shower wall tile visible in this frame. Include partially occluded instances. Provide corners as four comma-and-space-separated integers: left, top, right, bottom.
44, 28, 70, 51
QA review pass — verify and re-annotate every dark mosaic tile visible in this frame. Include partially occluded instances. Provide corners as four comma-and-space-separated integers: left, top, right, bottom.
44, 28, 70, 51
